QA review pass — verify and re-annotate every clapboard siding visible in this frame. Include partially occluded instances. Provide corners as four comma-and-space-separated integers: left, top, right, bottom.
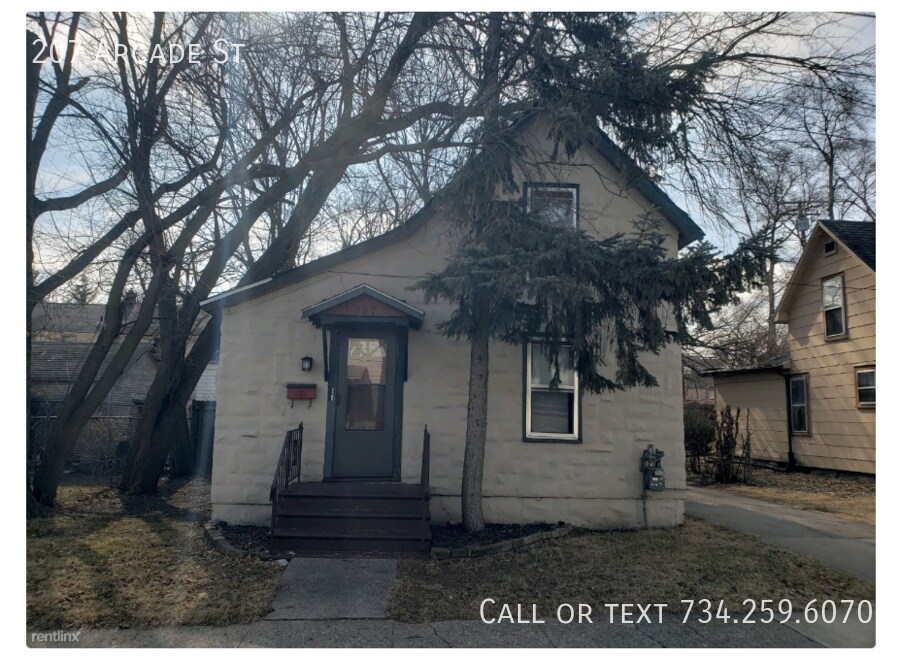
782, 226, 876, 474
713, 372, 789, 463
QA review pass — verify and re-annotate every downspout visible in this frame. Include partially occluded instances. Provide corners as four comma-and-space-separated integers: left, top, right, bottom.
782, 372, 795, 471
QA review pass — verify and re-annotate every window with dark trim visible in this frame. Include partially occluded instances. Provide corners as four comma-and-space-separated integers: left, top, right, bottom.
526, 184, 578, 228
525, 341, 579, 440
856, 368, 875, 407
822, 274, 846, 338
789, 375, 808, 433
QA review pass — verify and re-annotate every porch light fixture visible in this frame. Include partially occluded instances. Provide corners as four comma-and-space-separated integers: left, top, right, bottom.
301, 355, 314, 372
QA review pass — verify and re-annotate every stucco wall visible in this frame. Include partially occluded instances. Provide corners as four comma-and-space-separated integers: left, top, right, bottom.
781, 228, 876, 474
712, 371, 789, 463
212, 119, 688, 527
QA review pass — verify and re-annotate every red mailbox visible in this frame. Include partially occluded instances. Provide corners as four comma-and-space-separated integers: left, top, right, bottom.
286, 383, 316, 400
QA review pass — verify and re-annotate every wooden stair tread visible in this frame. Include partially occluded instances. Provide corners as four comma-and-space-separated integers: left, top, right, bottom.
285, 481, 426, 499
273, 525, 431, 540
276, 508, 430, 519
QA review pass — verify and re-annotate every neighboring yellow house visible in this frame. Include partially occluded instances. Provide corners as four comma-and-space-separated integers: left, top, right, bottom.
711, 220, 875, 474
201, 115, 705, 552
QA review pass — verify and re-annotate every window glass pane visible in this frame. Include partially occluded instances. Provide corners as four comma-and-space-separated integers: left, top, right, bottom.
530, 187, 575, 227
531, 343, 574, 387
825, 308, 845, 336
531, 390, 574, 434
345, 385, 385, 430
823, 277, 843, 309
790, 378, 806, 405
857, 370, 875, 388
345, 338, 387, 431
791, 405, 807, 433
858, 387, 876, 404
347, 338, 387, 384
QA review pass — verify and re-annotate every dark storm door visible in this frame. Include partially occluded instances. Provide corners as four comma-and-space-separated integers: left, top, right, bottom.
330, 328, 399, 479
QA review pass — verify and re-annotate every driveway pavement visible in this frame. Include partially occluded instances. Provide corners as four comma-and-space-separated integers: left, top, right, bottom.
685, 486, 875, 583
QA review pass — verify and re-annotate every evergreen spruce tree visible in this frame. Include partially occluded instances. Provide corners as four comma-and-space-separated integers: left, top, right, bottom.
415, 121, 767, 532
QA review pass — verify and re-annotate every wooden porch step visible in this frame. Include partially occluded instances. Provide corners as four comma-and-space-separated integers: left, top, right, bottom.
273, 522, 430, 540
285, 481, 426, 499
269, 535, 430, 555
272, 479, 431, 555
275, 515, 430, 534
277, 496, 427, 518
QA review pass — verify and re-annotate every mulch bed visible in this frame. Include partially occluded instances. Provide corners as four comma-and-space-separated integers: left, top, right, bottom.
430, 522, 560, 550
218, 523, 271, 553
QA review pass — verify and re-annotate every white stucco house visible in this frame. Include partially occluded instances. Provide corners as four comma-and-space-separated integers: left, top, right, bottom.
201, 115, 704, 553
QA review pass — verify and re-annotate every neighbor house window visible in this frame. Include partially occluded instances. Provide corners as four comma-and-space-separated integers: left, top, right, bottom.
822, 274, 846, 338
525, 341, 579, 440
789, 375, 808, 433
856, 368, 875, 407
526, 184, 578, 228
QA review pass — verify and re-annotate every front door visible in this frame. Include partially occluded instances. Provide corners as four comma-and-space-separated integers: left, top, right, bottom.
330, 328, 399, 479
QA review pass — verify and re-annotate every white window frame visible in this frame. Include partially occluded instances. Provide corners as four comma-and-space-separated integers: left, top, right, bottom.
525, 184, 578, 228
789, 375, 809, 434
822, 274, 847, 338
856, 367, 875, 408
525, 340, 579, 441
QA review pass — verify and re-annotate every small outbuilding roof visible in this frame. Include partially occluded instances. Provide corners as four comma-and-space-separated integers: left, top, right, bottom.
703, 355, 790, 377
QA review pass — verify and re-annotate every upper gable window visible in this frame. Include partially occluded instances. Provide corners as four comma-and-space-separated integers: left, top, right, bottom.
824, 239, 837, 256
526, 184, 578, 228
822, 274, 846, 338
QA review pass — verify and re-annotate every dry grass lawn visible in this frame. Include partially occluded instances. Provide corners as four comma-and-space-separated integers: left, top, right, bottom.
711, 469, 875, 524
27, 478, 280, 630
389, 518, 875, 623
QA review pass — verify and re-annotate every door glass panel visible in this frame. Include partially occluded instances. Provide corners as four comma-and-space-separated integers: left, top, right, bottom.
345, 338, 387, 431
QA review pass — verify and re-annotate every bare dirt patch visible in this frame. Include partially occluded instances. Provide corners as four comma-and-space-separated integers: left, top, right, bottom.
389, 517, 875, 623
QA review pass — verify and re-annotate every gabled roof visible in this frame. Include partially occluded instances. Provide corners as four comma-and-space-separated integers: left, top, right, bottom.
775, 220, 876, 323
202, 114, 704, 311
590, 128, 704, 248
301, 284, 425, 329
819, 220, 875, 271
30, 342, 157, 384
32, 303, 106, 334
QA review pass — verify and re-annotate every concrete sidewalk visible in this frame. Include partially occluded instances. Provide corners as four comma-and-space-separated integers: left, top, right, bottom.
685, 486, 875, 583
265, 557, 397, 620
26, 613, 875, 648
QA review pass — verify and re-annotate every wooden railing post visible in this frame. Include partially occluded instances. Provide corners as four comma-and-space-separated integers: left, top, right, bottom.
420, 425, 430, 495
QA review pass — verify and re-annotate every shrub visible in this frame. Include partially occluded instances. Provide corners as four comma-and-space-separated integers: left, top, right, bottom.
684, 403, 715, 473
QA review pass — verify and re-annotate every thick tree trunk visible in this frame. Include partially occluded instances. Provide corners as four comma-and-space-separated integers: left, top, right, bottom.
120, 321, 216, 493
121, 168, 348, 494
26, 30, 43, 518
461, 328, 490, 532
